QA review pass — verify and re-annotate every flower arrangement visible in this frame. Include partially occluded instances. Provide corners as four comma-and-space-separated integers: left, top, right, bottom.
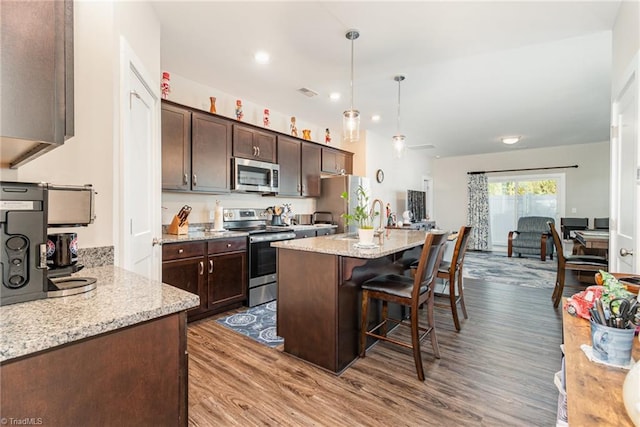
340, 185, 379, 230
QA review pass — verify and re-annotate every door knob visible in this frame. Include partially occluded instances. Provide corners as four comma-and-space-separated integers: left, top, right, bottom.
620, 248, 634, 257
152, 237, 161, 246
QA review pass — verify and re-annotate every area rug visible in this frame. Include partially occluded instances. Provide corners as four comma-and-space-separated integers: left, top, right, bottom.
462, 251, 557, 289
215, 301, 283, 348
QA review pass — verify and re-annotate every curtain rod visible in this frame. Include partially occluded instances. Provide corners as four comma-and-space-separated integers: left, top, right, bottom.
467, 164, 578, 175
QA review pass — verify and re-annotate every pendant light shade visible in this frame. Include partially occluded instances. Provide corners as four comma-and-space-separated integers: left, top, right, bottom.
393, 75, 406, 158
343, 30, 360, 143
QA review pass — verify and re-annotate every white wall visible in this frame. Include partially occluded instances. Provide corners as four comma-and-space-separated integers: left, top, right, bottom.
2, 1, 161, 250
365, 130, 433, 219
612, 1, 639, 86
432, 141, 610, 232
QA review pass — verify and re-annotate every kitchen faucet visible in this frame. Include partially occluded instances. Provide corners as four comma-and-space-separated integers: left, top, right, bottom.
370, 199, 386, 234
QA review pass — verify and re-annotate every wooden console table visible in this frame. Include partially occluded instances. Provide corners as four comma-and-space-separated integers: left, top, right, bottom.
563, 305, 639, 426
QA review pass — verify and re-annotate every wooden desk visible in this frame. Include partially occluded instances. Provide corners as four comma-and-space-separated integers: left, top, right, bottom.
562, 305, 639, 426
575, 230, 609, 250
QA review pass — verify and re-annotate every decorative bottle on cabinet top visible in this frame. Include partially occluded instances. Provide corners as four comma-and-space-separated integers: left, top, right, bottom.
161, 72, 171, 99
235, 99, 244, 121
209, 97, 217, 114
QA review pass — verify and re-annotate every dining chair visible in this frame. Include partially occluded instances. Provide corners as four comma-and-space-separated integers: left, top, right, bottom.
359, 231, 448, 381
594, 217, 609, 230
433, 225, 473, 331
547, 222, 608, 307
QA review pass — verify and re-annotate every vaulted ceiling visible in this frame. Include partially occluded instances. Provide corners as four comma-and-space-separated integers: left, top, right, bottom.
152, 1, 621, 158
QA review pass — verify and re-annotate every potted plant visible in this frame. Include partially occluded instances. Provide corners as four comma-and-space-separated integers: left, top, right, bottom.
340, 185, 379, 245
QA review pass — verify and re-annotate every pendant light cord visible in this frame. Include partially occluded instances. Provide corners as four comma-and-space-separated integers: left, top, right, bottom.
396, 78, 401, 133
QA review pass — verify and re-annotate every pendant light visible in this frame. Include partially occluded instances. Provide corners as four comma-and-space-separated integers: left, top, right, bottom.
343, 29, 360, 143
392, 75, 406, 158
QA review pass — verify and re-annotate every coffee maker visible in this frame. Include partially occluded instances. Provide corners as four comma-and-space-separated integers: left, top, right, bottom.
1, 181, 96, 306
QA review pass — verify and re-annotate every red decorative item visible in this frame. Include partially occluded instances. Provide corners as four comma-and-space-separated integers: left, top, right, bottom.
564, 286, 604, 319
161, 72, 171, 99
235, 100, 244, 121
325, 128, 331, 144
263, 109, 270, 127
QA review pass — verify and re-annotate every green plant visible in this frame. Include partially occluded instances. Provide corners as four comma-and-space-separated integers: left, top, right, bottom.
340, 185, 379, 229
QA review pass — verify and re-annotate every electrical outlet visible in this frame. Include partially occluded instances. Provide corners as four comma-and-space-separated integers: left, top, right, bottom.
571, 207, 577, 214
209, 210, 215, 220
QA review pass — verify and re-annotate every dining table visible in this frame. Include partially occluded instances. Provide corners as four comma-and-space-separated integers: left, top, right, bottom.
574, 229, 610, 250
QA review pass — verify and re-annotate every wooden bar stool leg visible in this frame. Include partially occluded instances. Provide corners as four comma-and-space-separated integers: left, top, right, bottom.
458, 272, 468, 320
410, 305, 425, 381
553, 271, 566, 308
381, 301, 388, 337
427, 297, 440, 359
360, 290, 369, 357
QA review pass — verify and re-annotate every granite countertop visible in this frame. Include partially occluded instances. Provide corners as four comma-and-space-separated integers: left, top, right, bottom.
0, 266, 199, 363
271, 229, 430, 259
161, 230, 248, 244
288, 224, 337, 231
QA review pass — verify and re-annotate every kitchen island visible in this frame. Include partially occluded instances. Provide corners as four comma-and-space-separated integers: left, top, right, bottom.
0, 266, 199, 426
272, 229, 429, 373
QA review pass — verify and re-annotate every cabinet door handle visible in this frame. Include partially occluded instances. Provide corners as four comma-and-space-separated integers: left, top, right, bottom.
199, 261, 204, 275
193, 174, 197, 186
227, 243, 231, 248
178, 248, 184, 254
209, 259, 213, 274
257, 147, 261, 157
253, 146, 257, 156
183, 173, 188, 185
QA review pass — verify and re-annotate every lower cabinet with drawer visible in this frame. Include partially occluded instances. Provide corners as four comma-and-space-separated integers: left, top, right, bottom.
294, 227, 336, 239
162, 237, 247, 321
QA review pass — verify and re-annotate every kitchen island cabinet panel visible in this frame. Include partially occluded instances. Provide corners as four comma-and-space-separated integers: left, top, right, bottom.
192, 112, 232, 193
161, 103, 191, 191
233, 124, 277, 163
1, 312, 188, 426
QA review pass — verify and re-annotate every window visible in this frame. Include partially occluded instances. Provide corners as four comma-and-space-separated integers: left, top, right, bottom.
489, 174, 565, 248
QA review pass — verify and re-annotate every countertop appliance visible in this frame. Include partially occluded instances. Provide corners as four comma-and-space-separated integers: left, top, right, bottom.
1, 181, 97, 306
315, 175, 370, 234
231, 158, 280, 194
223, 208, 295, 307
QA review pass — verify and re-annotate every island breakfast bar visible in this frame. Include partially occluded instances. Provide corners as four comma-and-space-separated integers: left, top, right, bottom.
272, 229, 431, 373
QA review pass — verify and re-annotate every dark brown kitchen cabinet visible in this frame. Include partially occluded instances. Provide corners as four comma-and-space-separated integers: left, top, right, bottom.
162, 237, 247, 322
277, 135, 321, 197
161, 100, 232, 193
315, 227, 336, 236
207, 237, 247, 312
192, 112, 232, 192
1, 0, 74, 168
301, 143, 321, 196
321, 147, 353, 175
161, 103, 191, 191
162, 242, 207, 319
277, 135, 302, 196
233, 124, 277, 163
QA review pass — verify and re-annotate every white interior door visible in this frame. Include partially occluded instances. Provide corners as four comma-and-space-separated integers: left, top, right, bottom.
610, 54, 639, 273
119, 39, 161, 279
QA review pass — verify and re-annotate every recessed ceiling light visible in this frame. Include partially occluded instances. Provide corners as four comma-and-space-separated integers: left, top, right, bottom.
329, 92, 341, 101
501, 136, 520, 145
254, 51, 270, 64
371, 115, 381, 122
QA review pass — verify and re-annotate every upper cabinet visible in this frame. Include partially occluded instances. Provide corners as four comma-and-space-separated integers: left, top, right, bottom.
233, 124, 277, 163
321, 147, 353, 175
161, 101, 231, 193
277, 136, 321, 197
1, 0, 74, 168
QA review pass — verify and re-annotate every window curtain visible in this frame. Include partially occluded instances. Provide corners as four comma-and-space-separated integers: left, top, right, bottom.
467, 173, 489, 251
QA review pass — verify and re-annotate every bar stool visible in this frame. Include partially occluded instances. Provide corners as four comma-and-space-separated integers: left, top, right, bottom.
359, 231, 448, 381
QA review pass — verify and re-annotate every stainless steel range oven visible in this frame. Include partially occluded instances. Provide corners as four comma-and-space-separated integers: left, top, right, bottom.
223, 208, 295, 307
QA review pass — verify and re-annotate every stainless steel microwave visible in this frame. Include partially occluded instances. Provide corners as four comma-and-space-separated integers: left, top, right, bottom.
232, 158, 280, 193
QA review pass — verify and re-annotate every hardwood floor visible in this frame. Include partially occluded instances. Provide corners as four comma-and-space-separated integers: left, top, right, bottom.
187, 273, 576, 426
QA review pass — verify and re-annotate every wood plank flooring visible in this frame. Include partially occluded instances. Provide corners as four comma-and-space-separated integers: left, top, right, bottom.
187, 271, 580, 426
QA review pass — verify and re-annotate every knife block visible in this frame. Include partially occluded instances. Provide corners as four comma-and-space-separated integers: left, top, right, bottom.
167, 215, 189, 235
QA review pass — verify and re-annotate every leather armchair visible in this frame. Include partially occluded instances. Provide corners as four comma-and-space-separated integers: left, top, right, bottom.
508, 216, 555, 261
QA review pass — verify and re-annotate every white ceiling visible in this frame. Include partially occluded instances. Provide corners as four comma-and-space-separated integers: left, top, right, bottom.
152, 1, 621, 158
